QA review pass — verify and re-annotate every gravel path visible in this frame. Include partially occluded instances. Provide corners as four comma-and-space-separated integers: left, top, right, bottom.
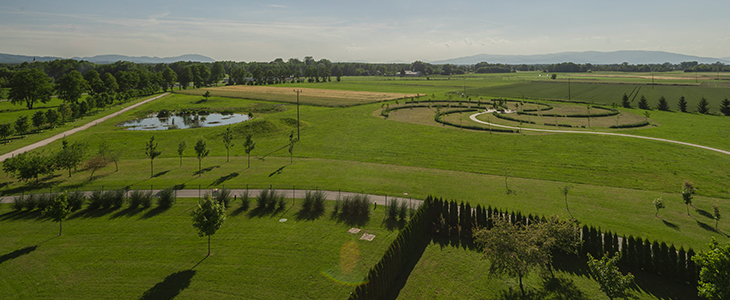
470, 112, 730, 156
0, 93, 170, 162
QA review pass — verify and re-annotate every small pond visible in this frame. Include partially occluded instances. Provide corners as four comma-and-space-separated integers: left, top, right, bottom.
120, 113, 250, 131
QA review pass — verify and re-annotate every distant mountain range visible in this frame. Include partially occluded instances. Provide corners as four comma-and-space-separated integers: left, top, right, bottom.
0, 53, 215, 64
431, 50, 730, 65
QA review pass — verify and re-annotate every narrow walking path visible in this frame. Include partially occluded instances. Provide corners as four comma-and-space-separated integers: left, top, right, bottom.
0, 188, 424, 207
0, 93, 170, 162
470, 112, 730, 156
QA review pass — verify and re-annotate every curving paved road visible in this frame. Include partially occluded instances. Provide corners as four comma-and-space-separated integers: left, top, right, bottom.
0, 93, 170, 162
470, 112, 730, 156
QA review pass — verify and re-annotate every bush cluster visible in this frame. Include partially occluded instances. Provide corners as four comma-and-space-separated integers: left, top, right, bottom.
301, 190, 326, 214
256, 188, 284, 211
157, 187, 176, 208
338, 195, 370, 218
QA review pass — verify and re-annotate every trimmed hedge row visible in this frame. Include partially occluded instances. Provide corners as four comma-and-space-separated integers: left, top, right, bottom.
350, 196, 699, 298
435, 110, 518, 133
492, 112, 536, 124
609, 121, 650, 128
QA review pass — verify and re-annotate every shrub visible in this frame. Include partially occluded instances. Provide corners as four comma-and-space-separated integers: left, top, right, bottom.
302, 191, 314, 212
157, 187, 175, 208
312, 190, 326, 213
68, 190, 86, 211
216, 188, 232, 208
24, 193, 39, 211
129, 190, 152, 210
387, 198, 399, 220
277, 197, 286, 211
239, 190, 250, 211
398, 200, 408, 221
12, 195, 27, 211
257, 189, 282, 211
88, 190, 103, 209
108, 189, 125, 208
36, 193, 57, 212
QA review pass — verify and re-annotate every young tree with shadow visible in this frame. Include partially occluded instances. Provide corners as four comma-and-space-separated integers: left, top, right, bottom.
177, 141, 186, 167
682, 180, 695, 216
243, 133, 255, 168
194, 138, 209, 177
222, 126, 234, 162
145, 136, 162, 178
192, 195, 226, 256
587, 252, 634, 300
42, 192, 71, 236
653, 197, 665, 217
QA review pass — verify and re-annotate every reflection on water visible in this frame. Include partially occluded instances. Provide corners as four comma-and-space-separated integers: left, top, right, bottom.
120, 113, 249, 131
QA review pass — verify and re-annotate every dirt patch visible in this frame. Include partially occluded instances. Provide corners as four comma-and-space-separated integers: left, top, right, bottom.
179, 85, 423, 107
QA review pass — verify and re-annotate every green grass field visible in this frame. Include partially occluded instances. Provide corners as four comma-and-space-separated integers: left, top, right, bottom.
2, 73, 729, 299
0, 198, 398, 299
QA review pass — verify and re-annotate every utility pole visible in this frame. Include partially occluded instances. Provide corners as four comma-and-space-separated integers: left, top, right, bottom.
293, 89, 302, 140
568, 77, 571, 100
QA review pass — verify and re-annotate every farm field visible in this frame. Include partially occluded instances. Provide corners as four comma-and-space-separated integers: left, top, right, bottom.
0, 198, 398, 299
176, 85, 423, 107
2, 72, 730, 299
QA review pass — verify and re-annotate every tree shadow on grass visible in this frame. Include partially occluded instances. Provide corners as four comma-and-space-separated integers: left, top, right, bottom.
140, 207, 170, 219
153, 170, 170, 178
0, 209, 43, 221
110, 207, 145, 219
68, 207, 117, 220
541, 276, 588, 300
295, 208, 325, 221
138, 270, 196, 300
381, 217, 406, 231
268, 165, 287, 177
331, 212, 370, 227
210, 172, 238, 187
229, 205, 249, 217
630, 270, 700, 300
0, 245, 38, 265
382, 237, 430, 300
194, 165, 220, 176
662, 219, 680, 231
695, 208, 714, 219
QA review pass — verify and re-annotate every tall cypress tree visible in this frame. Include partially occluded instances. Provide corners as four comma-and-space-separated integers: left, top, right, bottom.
677, 247, 687, 283
668, 244, 678, 281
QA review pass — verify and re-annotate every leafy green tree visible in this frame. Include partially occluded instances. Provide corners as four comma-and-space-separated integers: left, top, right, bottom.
0, 123, 15, 144
2, 151, 55, 183
202, 90, 211, 101
57, 103, 72, 123
177, 140, 186, 167
55, 70, 89, 104
161, 67, 178, 92
191, 194, 226, 256
638, 95, 649, 109
32, 110, 46, 130
54, 139, 86, 177
657, 96, 670, 111
693, 238, 730, 300
222, 126, 234, 162
83, 69, 106, 95
195, 64, 211, 87
45, 109, 60, 127
682, 180, 695, 215
9, 68, 54, 109
587, 252, 635, 300
473, 218, 548, 296
42, 192, 71, 236
97, 141, 120, 172
85, 154, 108, 181
678, 96, 688, 112
560, 185, 572, 217
194, 138, 209, 177
653, 197, 665, 217
698, 97, 710, 114
243, 133, 255, 168
720, 97, 730, 116
178, 66, 193, 90
14, 115, 30, 137
102, 72, 118, 94
621, 93, 631, 108
145, 136, 162, 178
210, 62, 225, 86
713, 202, 721, 230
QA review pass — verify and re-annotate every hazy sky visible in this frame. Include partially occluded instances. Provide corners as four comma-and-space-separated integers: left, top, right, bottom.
1, 0, 729, 62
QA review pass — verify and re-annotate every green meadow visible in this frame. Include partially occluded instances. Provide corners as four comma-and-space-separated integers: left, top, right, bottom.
1, 72, 729, 298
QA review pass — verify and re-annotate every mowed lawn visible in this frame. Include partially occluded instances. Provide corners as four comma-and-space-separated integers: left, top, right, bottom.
0, 198, 398, 299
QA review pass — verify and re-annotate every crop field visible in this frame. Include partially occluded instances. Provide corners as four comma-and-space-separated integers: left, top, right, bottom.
2, 72, 730, 299
176, 85, 423, 107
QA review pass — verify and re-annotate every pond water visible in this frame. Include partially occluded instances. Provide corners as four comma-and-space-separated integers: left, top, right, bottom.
120, 113, 250, 131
